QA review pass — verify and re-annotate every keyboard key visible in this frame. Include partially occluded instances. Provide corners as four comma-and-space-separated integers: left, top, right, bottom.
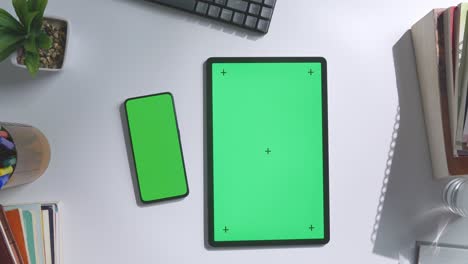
220, 9, 233, 21
227, 0, 248, 12
244, 15, 257, 28
191, 0, 274, 32
232, 12, 245, 24
257, 19, 270, 32
263, 0, 276, 7
195, 2, 209, 14
208, 5, 221, 17
248, 3, 261, 15
260, 7, 273, 19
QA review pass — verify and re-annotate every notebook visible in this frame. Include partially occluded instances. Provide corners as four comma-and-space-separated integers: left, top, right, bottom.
41, 203, 61, 264
6, 209, 30, 264
21, 211, 36, 264
5, 204, 44, 264
418, 244, 468, 263
0, 205, 24, 264
2, 203, 62, 264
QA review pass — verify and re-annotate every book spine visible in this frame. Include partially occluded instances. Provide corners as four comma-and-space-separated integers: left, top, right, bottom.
0, 206, 24, 264
411, 9, 450, 179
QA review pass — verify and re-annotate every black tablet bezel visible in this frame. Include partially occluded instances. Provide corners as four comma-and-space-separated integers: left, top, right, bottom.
206, 57, 329, 247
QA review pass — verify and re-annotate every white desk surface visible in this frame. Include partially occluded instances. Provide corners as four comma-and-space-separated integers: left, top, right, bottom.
0, 0, 456, 263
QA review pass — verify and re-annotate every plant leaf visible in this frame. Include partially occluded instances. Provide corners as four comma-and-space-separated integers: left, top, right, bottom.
25, 51, 40, 76
23, 11, 38, 32
24, 36, 36, 52
0, 8, 23, 33
29, 0, 47, 32
36, 32, 51, 49
29, 0, 48, 15
12, 0, 40, 33
0, 43, 20, 62
12, 0, 28, 27
0, 33, 24, 62
0, 33, 24, 51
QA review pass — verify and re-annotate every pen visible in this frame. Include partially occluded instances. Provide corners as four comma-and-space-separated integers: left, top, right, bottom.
0, 137, 15, 150
0, 147, 14, 159
0, 148, 7, 159
0, 174, 10, 189
0, 131, 8, 138
0, 166, 13, 177
2, 157, 16, 167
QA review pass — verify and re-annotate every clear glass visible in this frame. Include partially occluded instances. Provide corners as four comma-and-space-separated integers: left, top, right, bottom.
443, 178, 468, 217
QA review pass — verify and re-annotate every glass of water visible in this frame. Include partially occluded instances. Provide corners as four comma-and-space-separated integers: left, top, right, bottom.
443, 178, 468, 217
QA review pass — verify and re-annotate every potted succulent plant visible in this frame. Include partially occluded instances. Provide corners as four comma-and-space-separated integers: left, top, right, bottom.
0, 0, 69, 76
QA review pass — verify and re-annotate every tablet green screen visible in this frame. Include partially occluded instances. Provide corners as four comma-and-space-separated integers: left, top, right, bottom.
209, 59, 328, 245
125, 93, 188, 203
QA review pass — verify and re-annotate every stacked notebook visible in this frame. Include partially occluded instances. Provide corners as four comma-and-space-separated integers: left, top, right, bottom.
412, 3, 468, 179
0, 203, 62, 264
417, 243, 468, 263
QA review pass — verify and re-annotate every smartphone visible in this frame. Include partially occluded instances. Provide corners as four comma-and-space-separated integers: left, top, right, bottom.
125, 92, 189, 203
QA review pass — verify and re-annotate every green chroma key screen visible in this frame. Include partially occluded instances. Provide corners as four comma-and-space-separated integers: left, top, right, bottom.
207, 58, 329, 246
125, 93, 189, 203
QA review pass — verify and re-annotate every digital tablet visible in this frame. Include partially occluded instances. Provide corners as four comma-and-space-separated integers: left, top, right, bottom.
206, 57, 329, 247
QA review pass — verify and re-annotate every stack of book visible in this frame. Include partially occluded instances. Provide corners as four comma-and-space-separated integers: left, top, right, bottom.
0, 203, 62, 264
412, 3, 468, 179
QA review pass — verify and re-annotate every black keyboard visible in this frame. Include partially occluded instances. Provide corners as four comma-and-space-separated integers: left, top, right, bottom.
193, 0, 276, 33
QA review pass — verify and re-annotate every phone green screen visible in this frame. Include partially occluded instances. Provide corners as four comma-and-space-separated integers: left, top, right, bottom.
125, 93, 188, 203
208, 58, 329, 246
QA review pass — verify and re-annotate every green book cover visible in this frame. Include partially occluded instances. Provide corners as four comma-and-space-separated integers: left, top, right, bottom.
22, 210, 36, 264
